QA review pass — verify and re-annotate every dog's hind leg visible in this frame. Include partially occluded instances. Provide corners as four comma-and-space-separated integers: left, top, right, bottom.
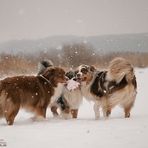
51, 106, 59, 117
123, 100, 135, 118
4, 98, 20, 125
106, 109, 111, 117
93, 101, 101, 120
102, 98, 112, 118
102, 107, 111, 118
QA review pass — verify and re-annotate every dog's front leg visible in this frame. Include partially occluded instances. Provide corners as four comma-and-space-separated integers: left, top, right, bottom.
93, 101, 100, 120
102, 97, 111, 118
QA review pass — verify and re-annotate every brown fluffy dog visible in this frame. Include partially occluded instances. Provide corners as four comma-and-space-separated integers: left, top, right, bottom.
0, 67, 66, 125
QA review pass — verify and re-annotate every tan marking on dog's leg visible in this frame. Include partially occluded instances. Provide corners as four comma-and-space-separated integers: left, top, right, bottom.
124, 107, 131, 118
51, 106, 59, 117
63, 108, 70, 114
102, 98, 111, 118
124, 101, 134, 118
71, 109, 78, 118
102, 107, 112, 118
61, 108, 71, 119
106, 108, 111, 117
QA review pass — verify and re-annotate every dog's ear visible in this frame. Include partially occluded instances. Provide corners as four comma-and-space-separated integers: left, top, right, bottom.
37, 60, 54, 75
42, 68, 55, 77
90, 65, 96, 72
65, 71, 75, 79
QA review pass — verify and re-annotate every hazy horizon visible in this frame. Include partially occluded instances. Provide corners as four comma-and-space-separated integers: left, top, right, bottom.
0, 0, 148, 43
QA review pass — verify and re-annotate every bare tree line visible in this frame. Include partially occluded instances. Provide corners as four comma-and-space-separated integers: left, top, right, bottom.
0, 42, 148, 77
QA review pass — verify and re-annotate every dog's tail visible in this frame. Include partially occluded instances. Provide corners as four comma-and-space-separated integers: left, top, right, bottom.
37, 59, 54, 75
107, 57, 135, 83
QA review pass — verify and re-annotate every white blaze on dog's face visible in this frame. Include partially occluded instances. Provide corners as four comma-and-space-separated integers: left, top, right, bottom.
75, 65, 96, 83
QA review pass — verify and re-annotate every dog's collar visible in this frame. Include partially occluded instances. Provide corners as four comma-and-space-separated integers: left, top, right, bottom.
39, 75, 52, 85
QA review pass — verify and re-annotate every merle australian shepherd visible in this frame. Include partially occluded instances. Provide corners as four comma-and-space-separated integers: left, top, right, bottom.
76, 57, 137, 119
0, 66, 66, 125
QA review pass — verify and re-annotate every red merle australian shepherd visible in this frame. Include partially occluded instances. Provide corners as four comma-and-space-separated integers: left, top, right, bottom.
0, 66, 66, 125
76, 57, 137, 119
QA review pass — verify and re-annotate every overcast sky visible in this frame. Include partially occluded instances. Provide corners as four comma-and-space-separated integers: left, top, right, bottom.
0, 0, 148, 42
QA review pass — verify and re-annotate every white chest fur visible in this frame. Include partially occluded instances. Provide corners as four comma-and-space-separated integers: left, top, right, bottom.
81, 82, 96, 101
51, 83, 64, 104
64, 88, 82, 109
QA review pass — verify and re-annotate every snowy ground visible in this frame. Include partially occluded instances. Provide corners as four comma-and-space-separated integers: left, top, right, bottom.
0, 68, 148, 148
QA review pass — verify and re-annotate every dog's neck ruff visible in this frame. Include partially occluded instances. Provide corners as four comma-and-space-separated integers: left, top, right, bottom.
39, 75, 52, 85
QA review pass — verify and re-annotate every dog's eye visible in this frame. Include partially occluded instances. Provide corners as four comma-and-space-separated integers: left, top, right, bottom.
81, 68, 88, 74
75, 70, 78, 74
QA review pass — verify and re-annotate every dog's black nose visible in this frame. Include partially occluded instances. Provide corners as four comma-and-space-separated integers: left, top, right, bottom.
73, 78, 77, 81
76, 73, 81, 78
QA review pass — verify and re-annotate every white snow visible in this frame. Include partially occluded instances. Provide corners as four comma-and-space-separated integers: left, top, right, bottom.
0, 68, 148, 148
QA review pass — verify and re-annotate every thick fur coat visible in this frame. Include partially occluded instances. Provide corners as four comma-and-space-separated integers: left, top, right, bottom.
76, 57, 137, 119
0, 67, 66, 125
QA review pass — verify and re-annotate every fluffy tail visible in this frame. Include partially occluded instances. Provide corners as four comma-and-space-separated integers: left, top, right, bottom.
107, 57, 135, 83
37, 59, 54, 75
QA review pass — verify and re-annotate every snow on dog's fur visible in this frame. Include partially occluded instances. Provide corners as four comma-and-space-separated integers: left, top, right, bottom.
76, 57, 137, 119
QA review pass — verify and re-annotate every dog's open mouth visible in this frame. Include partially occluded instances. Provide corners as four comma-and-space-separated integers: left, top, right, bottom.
73, 77, 82, 84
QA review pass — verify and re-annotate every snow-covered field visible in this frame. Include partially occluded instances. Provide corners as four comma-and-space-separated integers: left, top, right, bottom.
0, 68, 148, 148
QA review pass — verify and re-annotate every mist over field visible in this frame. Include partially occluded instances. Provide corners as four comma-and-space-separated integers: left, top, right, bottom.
0, 0, 148, 148
0, 33, 148, 55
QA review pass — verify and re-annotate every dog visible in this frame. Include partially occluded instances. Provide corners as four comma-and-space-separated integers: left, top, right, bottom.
38, 60, 82, 118
38, 59, 54, 75
0, 66, 66, 125
61, 70, 82, 118
76, 57, 137, 119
